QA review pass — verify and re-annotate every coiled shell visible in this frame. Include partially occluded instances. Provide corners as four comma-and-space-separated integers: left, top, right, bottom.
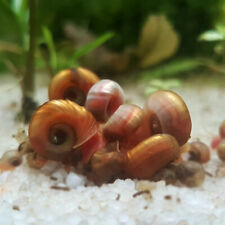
125, 134, 180, 179
48, 67, 99, 105
85, 79, 125, 122
29, 100, 98, 161
103, 104, 145, 142
144, 90, 191, 146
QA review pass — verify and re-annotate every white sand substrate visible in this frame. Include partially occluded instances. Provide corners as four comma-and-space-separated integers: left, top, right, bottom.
1, 75, 225, 225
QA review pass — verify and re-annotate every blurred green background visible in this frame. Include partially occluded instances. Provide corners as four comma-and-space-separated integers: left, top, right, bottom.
0, 0, 225, 79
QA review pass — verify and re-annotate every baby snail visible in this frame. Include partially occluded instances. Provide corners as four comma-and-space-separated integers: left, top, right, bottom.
173, 161, 205, 187
186, 141, 210, 163
49, 67, 99, 105
0, 150, 22, 171
144, 90, 192, 146
85, 79, 125, 122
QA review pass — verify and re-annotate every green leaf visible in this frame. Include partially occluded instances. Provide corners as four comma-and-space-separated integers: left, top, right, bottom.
42, 26, 57, 70
198, 30, 224, 42
0, 1, 23, 45
145, 78, 181, 95
72, 32, 114, 62
142, 59, 201, 79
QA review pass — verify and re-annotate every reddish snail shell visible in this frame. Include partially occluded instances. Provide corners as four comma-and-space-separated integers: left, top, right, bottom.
85, 79, 125, 122
144, 90, 192, 146
29, 100, 98, 161
125, 134, 180, 179
103, 104, 145, 142
48, 67, 99, 105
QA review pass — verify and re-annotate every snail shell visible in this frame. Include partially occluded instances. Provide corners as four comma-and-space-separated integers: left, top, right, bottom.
188, 141, 210, 163
48, 67, 99, 105
219, 120, 225, 138
103, 104, 145, 142
85, 79, 125, 122
0, 150, 22, 171
144, 90, 192, 146
125, 134, 180, 179
29, 100, 98, 161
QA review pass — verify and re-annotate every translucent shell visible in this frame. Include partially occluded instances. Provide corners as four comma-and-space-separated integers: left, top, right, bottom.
144, 90, 192, 146
0, 150, 22, 172
29, 100, 98, 161
85, 79, 125, 122
188, 141, 210, 163
125, 134, 180, 179
103, 104, 145, 142
48, 67, 99, 105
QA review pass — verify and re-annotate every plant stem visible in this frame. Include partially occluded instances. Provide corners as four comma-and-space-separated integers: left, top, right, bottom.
21, 0, 37, 122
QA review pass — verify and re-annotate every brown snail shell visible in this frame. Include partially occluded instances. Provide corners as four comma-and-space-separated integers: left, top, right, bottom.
103, 104, 145, 142
219, 120, 225, 138
144, 90, 192, 146
29, 100, 98, 161
188, 141, 210, 163
125, 134, 180, 179
217, 139, 225, 161
85, 79, 125, 122
48, 67, 99, 105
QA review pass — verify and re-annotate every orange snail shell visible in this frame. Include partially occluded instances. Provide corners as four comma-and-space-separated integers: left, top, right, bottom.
29, 100, 98, 161
125, 134, 180, 179
85, 79, 125, 122
144, 90, 192, 146
48, 67, 99, 105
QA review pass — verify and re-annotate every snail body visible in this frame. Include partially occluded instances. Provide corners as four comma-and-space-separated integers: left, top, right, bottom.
49, 67, 99, 105
29, 100, 98, 161
85, 79, 125, 122
144, 90, 192, 146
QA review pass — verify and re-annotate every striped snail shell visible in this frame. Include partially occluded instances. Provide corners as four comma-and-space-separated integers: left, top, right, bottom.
85, 79, 125, 122
103, 104, 145, 142
144, 90, 192, 146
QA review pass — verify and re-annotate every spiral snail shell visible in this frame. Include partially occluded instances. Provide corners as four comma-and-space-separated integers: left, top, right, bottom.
125, 134, 180, 179
103, 104, 145, 142
29, 100, 98, 161
85, 79, 125, 122
48, 67, 99, 105
144, 90, 192, 146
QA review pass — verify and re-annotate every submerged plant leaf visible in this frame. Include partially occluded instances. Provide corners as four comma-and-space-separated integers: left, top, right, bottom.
145, 78, 181, 95
0, 1, 23, 45
42, 26, 57, 70
72, 32, 114, 62
198, 30, 224, 42
142, 58, 201, 80
138, 15, 179, 68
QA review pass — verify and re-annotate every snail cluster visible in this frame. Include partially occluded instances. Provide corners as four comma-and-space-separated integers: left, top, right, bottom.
1, 67, 195, 185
